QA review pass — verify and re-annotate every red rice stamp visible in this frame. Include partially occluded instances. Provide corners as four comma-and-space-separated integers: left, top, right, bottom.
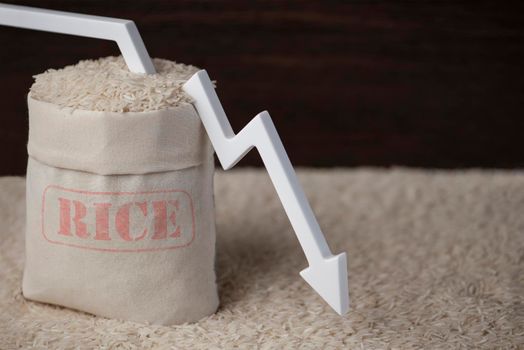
41, 185, 196, 252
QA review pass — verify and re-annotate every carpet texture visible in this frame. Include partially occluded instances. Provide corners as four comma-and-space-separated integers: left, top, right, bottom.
1, 168, 523, 349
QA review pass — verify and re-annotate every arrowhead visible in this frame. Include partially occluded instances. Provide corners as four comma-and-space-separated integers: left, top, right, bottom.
299, 253, 350, 315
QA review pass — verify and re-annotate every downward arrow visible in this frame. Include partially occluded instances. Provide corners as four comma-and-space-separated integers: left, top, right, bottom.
183, 71, 349, 315
0, 2, 349, 315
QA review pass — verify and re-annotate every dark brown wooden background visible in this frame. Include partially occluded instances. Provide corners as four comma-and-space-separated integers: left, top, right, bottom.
1, 1, 523, 175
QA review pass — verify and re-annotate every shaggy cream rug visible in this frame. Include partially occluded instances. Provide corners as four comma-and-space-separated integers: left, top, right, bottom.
1, 168, 523, 349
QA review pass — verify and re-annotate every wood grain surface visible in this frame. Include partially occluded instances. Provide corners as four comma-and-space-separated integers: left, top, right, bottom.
0, 1, 523, 174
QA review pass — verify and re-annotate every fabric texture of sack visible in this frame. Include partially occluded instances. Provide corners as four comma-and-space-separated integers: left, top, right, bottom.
23, 96, 219, 325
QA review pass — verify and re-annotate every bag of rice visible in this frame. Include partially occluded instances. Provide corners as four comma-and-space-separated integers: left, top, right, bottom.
22, 56, 219, 325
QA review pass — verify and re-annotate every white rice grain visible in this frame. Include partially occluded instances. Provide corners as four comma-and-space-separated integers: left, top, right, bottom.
29, 56, 200, 113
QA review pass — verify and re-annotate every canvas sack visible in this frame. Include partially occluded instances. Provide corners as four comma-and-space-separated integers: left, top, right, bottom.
22, 95, 219, 325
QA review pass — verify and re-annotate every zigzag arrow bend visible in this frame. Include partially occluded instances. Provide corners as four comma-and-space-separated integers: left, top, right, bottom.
183, 70, 350, 315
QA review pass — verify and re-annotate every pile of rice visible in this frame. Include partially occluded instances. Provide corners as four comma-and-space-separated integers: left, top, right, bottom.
29, 56, 200, 112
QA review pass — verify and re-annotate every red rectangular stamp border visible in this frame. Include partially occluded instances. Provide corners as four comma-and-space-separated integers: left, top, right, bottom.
41, 185, 196, 253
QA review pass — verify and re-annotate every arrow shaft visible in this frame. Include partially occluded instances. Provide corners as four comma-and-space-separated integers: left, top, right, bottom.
183, 71, 332, 264
0, 3, 155, 74
248, 116, 332, 263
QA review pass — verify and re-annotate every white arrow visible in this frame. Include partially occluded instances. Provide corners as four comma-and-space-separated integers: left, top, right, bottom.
183, 71, 350, 315
0, 3, 350, 315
